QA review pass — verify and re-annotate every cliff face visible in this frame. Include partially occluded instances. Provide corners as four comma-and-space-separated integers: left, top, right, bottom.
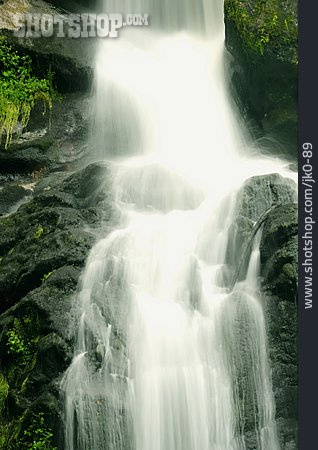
0, 3, 98, 447
0, 163, 116, 449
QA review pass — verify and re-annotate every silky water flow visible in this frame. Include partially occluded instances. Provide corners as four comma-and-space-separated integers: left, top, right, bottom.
61, 1, 296, 449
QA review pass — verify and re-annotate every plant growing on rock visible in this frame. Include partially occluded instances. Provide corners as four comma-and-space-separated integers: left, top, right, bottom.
18, 413, 57, 450
41, 271, 53, 283
225, 0, 298, 63
6, 316, 40, 368
34, 226, 44, 240
0, 36, 58, 149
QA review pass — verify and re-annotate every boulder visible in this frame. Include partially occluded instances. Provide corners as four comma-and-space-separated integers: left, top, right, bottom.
236, 173, 297, 222
227, 172, 297, 284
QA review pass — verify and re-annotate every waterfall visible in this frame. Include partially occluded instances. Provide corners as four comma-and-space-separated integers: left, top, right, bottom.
62, 1, 295, 449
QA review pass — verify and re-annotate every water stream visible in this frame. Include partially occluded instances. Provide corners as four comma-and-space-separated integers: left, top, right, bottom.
62, 1, 295, 449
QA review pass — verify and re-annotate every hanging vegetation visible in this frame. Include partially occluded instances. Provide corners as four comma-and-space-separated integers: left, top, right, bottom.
0, 36, 58, 150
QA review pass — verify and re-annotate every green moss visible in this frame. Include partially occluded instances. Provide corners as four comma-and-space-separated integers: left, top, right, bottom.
0, 312, 53, 450
0, 36, 59, 149
18, 413, 57, 450
1, 412, 56, 450
6, 316, 40, 373
0, 374, 9, 414
225, 0, 298, 63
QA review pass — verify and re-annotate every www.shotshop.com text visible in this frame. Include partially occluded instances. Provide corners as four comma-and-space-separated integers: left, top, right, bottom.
301, 143, 315, 309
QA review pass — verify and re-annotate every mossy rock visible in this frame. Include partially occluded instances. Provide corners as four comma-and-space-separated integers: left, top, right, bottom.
236, 173, 297, 222
224, 0, 297, 63
224, 0, 298, 158
0, 162, 114, 448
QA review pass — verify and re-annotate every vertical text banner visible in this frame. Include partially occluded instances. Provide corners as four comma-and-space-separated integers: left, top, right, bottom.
299, 0, 318, 448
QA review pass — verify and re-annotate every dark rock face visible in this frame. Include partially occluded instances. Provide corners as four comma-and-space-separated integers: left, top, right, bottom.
0, 184, 32, 216
228, 172, 297, 283
0, 93, 92, 174
226, 214, 253, 268
0, 0, 96, 93
261, 203, 297, 302
260, 203, 298, 449
0, 4, 112, 443
0, 162, 114, 449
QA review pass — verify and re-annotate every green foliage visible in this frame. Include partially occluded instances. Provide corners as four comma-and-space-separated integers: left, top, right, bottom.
41, 272, 53, 283
0, 36, 58, 149
19, 413, 56, 450
0, 374, 9, 413
34, 226, 44, 239
225, 0, 298, 63
6, 316, 39, 367
7, 318, 30, 358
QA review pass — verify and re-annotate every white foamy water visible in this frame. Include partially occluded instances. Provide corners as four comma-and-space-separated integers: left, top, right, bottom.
62, 1, 296, 449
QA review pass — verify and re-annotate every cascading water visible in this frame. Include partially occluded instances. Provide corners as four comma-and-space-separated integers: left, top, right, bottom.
62, 1, 296, 449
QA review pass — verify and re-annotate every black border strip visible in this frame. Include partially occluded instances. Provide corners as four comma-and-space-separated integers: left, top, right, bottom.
299, 0, 318, 448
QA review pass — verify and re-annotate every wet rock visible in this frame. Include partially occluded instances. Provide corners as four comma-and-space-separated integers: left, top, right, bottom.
228, 173, 297, 284
0, 184, 32, 216
236, 173, 297, 222
117, 163, 205, 212
0, 146, 50, 174
59, 161, 111, 207
0, 162, 111, 311
226, 214, 254, 267
260, 203, 298, 448
261, 203, 297, 302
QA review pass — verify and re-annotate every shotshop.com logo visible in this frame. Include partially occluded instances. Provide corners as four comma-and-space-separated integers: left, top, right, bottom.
14, 13, 149, 38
